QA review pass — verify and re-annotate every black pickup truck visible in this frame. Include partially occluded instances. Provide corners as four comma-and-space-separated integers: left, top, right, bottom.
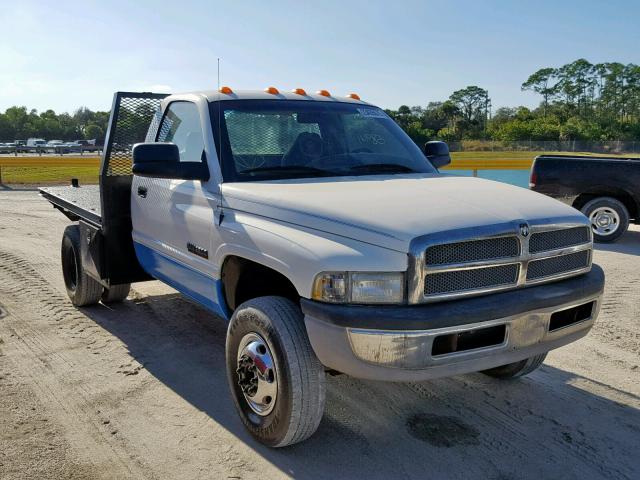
530, 154, 640, 242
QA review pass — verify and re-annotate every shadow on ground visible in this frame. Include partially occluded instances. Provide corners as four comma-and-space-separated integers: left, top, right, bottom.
594, 229, 640, 256
80, 291, 640, 479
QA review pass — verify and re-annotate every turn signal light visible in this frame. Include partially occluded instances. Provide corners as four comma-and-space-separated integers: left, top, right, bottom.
218, 86, 233, 94
292, 88, 307, 95
316, 90, 331, 97
347, 93, 361, 100
264, 86, 280, 94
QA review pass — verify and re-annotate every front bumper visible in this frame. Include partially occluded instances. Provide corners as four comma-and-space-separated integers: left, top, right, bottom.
301, 264, 604, 381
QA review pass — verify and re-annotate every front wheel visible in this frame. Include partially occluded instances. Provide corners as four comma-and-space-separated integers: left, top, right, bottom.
481, 353, 547, 379
226, 296, 326, 447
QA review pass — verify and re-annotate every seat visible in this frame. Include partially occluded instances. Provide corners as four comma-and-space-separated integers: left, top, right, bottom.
282, 132, 323, 166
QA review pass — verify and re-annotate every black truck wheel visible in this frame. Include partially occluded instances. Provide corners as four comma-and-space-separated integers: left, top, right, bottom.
581, 197, 629, 243
61, 225, 103, 307
226, 296, 326, 447
481, 353, 547, 379
101, 284, 131, 303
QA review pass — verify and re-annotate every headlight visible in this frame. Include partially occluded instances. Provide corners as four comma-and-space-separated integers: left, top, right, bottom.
312, 272, 404, 304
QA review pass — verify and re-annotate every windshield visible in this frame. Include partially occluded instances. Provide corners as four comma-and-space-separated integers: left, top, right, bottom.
210, 100, 437, 181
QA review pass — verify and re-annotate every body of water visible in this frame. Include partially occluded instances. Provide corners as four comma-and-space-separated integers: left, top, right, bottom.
446, 169, 531, 189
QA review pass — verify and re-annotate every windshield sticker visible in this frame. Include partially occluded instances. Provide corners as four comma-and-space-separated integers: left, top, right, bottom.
357, 107, 387, 119
357, 134, 386, 145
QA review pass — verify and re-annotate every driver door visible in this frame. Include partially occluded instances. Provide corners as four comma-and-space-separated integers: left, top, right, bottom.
131, 101, 221, 311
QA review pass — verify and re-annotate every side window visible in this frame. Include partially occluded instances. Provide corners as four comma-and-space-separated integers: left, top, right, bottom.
157, 102, 205, 162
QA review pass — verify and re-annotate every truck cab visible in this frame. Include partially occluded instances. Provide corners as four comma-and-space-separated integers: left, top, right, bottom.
41, 89, 605, 447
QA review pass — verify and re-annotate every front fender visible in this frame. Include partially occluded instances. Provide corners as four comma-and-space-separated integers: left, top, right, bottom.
214, 209, 408, 298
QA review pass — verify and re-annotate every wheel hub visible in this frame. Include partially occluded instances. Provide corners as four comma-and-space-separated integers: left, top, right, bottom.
236, 333, 277, 416
589, 207, 620, 236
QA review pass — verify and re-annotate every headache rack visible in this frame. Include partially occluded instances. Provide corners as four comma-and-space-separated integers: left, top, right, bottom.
39, 91, 169, 287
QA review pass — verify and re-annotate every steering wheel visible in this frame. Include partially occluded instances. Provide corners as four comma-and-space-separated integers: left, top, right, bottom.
282, 133, 323, 167
308, 153, 361, 171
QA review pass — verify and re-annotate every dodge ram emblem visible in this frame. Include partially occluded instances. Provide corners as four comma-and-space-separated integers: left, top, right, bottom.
520, 223, 530, 237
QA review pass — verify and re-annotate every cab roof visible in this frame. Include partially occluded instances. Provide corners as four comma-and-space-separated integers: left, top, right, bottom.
190, 89, 370, 105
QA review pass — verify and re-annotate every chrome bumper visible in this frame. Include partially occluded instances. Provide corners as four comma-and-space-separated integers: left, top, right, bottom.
304, 294, 602, 382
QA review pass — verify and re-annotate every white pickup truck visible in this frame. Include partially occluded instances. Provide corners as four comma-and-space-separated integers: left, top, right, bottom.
40, 89, 605, 447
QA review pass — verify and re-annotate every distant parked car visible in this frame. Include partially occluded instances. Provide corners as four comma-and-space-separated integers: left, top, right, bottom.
26, 138, 47, 151
73, 140, 101, 152
45, 140, 64, 152
52, 140, 101, 154
0, 142, 17, 153
54, 141, 80, 154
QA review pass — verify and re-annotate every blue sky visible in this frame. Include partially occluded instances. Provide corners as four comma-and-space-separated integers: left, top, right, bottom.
1, 0, 638, 113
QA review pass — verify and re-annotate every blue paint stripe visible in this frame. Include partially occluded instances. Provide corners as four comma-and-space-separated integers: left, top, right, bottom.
134, 242, 230, 320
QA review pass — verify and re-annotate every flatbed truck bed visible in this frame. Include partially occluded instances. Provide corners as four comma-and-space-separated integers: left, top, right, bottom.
39, 185, 102, 227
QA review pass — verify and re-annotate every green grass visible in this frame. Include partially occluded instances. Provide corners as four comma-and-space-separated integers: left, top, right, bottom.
0, 166, 99, 185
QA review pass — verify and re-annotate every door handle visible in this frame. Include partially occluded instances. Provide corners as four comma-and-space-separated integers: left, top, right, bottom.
137, 186, 148, 198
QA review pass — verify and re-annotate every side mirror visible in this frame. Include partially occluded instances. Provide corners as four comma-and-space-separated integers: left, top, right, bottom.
424, 141, 451, 169
132, 143, 209, 181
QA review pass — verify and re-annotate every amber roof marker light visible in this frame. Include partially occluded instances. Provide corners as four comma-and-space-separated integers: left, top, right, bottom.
347, 93, 361, 100
316, 90, 331, 97
218, 86, 233, 94
264, 86, 280, 94
292, 88, 307, 95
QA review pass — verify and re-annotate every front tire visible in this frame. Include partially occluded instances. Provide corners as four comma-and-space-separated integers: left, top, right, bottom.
61, 225, 102, 307
226, 296, 326, 447
581, 197, 629, 243
481, 353, 547, 379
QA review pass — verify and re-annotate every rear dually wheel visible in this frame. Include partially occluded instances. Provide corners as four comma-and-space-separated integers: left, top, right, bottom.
61, 225, 102, 307
101, 283, 131, 303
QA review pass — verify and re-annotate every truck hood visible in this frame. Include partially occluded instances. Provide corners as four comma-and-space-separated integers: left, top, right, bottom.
221, 174, 584, 252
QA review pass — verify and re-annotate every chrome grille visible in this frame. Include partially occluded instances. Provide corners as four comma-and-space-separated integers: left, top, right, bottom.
424, 264, 519, 296
425, 237, 520, 265
413, 222, 593, 303
527, 250, 591, 281
529, 227, 590, 253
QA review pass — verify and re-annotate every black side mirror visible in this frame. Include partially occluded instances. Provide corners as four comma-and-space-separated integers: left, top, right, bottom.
424, 141, 451, 169
132, 142, 209, 181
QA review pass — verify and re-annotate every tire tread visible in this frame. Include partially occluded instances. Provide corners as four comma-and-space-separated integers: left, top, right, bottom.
227, 296, 326, 447
581, 196, 630, 243
482, 353, 547, 379
101, 283, 131, 303
62, 225, 102, 307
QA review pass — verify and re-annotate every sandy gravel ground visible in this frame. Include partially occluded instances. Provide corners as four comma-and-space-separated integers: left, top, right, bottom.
0, 188, 638, 480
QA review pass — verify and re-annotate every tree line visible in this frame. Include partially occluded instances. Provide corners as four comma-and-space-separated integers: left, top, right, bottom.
0, 106, 109, 143
385, 58, 640, 144
2, 58, 639, 146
